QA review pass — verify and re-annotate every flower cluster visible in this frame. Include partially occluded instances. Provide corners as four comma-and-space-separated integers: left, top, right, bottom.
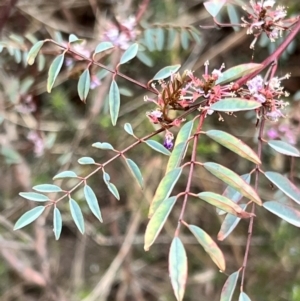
145, 61, 233, 149
245, 74, 290, 121
241, 0, 290, 48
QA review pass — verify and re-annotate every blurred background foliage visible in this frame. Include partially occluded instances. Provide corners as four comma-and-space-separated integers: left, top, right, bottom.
0, 0, 300, 300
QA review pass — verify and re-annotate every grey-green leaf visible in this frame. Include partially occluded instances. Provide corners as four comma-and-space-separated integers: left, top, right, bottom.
136, 51, 154, 67
220, 270, 240, 301
69, 34, 82, 43
239, 292, 251, 301
92, 142, 114, 150
166, 120, 194, 173
106, 182, 120, 200
84, 185, 103, 222
33, 184, 62, 193
126, 158, 144, 189
109, 80, 120, 126
69, 198, 85, 234
265, 171, 300, 205
19, 192, 50, 202
144, 196, 177, 251
47, 54, 64, 93
94, 41, 114, 56
145, 140, 171, 156
27, 41, 44, 65
53, 171, 78, 180
206, 130, 261, 164
53, 207, 62, 240
268, 140, 300, 157
210, 98, 262, 112
149, 167, 182, 217
203, 162, 262, 205
169, 237, 188, 301
218, 204, 248, 241
119, 43, 139, 64
14, 206, 45, 230
153, 64, 181, 80
155, 27, 164, 51
124, 123, 134, 135
77, 69, 90, 102
263, 201, 300, 227
78, 157, 95, 164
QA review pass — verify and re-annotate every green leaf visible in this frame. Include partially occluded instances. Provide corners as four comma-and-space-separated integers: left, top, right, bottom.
206, 130, 261, 164
218, 173, 251, 215
153, 64, 181, 80
119, 43, 139, 65
145, 140, 171, 156
169, 237, 188, 301
180, 30, 190, 50
155, 27, 164, 51
19, 192, 50, 202
14, 206, 45, 230
27, 41, 44, 65
126, 158, 144, 189
69, 198, 85, 234
204, 0, 226, 17
37, 53, 46, 71
166, 120, 194, 173
167, 28, 177, 49
197, 192, 253, 218
124, 123, 134, 135
239, 292, 252, 301
78, 157, 95, 164
106, 182, 120, 200
268, 140, 300, 157
136, 51, 154, 67
216, 63, 263, 85
220, 270, 240, 301
144, 196, 177, 251
53, 170, 78, 180
103, 172, 111, 183
84, 185, 103, 222
53, 207, 62, 240
203, 162, 262, 205
218, 204, 248, 241
77, 69, 90, 102
210, 98, 262, 112
189, 28, 202, 44
149, 168, 182, 217
92, 142, 114, 150
94, 42, 114, 56
47, 54, 64, 93
263, 201, 300, 227
109, 80, 120, 126
265, 172, 300, 205
68, 34, 83, 43
33, 184, 62, 193
144, 28, 155, 52
188, 224, 225, 271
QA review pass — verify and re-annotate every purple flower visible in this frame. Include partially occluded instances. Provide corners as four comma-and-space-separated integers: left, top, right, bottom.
163, 131, 174, 150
